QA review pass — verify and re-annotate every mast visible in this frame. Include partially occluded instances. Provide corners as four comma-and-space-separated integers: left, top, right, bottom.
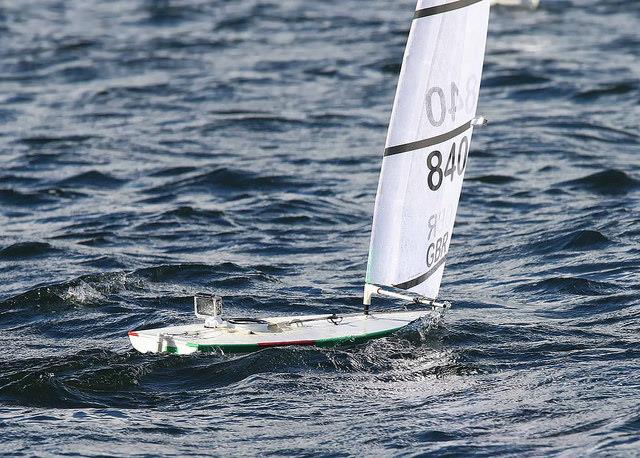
364, 0, 491, 306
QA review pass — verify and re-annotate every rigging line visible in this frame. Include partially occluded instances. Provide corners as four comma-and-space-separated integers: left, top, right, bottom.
384, 120, 472, 157
414, 0, 486, 20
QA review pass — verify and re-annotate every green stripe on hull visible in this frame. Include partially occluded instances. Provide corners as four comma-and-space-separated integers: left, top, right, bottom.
184, 326, 403, 354
315, 327, 398, 348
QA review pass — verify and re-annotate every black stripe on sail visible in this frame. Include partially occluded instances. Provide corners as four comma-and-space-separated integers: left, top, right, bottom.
384, 120, 471, 157
414, 0, 485, 19
393, 255, 447, 290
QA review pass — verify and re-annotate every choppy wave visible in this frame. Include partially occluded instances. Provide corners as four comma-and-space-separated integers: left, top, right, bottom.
1, 0, 639, 454
561, 169, 640, 195
0, 242, 59, 259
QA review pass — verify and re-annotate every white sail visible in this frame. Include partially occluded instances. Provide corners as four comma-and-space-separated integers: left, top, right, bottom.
366, 0, 490, 299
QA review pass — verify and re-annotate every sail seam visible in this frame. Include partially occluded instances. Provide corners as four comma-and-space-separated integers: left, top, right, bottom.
393, 255, 447, 290
414, 0, 485, 19
384, 120, 471, 157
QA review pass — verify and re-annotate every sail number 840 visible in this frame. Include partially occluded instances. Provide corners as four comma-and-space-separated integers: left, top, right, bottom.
426, 136, 469, 191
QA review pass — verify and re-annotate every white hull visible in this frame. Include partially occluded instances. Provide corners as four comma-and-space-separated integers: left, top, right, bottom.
128, 310, 432, 355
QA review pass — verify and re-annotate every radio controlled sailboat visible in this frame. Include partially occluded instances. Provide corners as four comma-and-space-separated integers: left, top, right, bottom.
129, 0, 491, 354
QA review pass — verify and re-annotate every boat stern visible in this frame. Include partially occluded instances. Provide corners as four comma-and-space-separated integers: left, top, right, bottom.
128, 330, 196, 355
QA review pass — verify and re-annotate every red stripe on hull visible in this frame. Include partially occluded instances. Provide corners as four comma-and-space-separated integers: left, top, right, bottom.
258, 339, 316, 347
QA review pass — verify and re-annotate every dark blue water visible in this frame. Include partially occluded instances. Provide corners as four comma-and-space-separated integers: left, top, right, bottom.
1, 0, 639, 455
